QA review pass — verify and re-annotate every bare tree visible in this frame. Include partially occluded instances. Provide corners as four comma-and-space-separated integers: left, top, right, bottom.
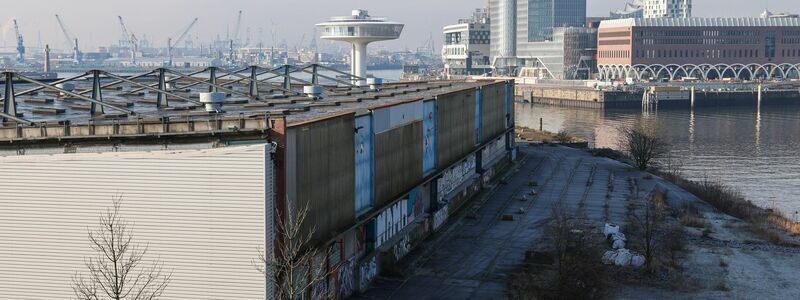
256, 203, 337, 300
546, 203, 573, 277
631, 189, 667, 270
554, 130, 571, 144
619, 125, 668, 171
72, 197, 171, 300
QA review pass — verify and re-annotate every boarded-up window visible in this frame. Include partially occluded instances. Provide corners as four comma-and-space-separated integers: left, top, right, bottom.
481, 82, 507, 144
290, 114, 356, 245
374, 121, 423, 207
436, 89, 477, 168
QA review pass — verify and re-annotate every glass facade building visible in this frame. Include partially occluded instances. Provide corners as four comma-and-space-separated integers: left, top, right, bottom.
526, 0, 586, 42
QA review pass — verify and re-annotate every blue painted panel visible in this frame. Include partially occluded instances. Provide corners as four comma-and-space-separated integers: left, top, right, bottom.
475, 88, 483, 145
355, 114, 374, 214
423, 100, 437, 174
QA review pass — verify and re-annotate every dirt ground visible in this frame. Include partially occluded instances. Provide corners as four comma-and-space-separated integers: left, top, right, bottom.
612, 210, 800, 299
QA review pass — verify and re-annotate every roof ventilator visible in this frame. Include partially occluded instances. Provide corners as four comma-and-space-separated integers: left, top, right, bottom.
199, 92, 225, 113
304, 85, 324, 100
367, 77, 382, 91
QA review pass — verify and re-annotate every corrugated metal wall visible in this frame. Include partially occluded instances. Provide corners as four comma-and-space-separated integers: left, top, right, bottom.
355, 114, 374, 215
436, 89, 476, 168
481, 82, 508, 144
374, 121, 423, 208
288, 114, 356, 245
0, 145, 271, 299
422, 100, 437, 175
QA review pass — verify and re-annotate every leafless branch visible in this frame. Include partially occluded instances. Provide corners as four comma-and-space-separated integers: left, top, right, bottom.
72, 196, 171, 300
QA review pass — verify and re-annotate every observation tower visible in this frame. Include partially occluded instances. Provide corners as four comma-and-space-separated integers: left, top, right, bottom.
317, 10, 404, 85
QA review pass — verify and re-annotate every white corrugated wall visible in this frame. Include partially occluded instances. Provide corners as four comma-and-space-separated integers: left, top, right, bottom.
0, 144, 272, 299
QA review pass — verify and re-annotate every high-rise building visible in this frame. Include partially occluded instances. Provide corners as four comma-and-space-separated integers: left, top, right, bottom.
489, 0, 592, 78
489, 0, 517, 72
523, 0, 586, 42
643, 0, 691, 18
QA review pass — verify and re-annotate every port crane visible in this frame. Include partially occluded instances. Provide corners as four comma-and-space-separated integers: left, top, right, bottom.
233, 10, 243, 47
13, 19, 25, 63
54, 14, 82, 64
118, 16, 138, 64
167, 17, 199, 67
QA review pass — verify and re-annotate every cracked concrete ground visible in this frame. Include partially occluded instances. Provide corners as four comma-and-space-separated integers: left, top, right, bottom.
355, 143, 800, 300
355, 144, 668, 299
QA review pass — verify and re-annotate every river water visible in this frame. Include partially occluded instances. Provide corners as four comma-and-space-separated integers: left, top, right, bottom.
516, 102, 800, 218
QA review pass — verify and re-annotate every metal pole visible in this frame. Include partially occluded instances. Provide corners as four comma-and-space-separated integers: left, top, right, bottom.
157, 68, 168, 108
249, 66, 259, 99
209, 67, 218, 93
3, 72, 17, 123
90, 70, 105, 115
311, 64, 319, 85
283, 65, 291, 90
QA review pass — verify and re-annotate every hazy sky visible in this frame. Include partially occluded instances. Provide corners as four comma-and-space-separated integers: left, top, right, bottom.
0, 0, 794, 52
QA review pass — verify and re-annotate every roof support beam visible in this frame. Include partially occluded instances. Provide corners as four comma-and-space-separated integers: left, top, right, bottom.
14, 73, 135, 115
161, 68, 250, 99
90, 70, 105, 115
249, 66, 259, 99
99, 71, 199, 105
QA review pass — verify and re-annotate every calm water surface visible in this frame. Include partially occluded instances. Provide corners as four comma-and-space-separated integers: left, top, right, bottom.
516, 102, 800, 218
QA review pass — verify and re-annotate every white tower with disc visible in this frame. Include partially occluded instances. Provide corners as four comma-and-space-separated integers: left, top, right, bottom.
317, 10, 404, 85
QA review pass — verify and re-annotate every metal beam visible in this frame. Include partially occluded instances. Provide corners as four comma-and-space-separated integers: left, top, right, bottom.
76, 70, 155, 96
14, 73, 135, 115
217, 68, 301, 96
6, 72, 88, 99
249, 66, 259, 98
90, 70, 104, 115
157, 68, 168, 108
162, 68, 252, 99
3, 72, 18, 119
99, 71, 199, 105
125, 69, 207, 95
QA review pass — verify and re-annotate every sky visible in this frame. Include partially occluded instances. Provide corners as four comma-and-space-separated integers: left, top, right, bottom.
0, 0, 795, 53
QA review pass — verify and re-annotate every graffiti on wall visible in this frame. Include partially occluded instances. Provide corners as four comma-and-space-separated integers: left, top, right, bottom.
375, 198, 411, 249
437, 154, 476, 203
481, 137, 507, 169
433, 205, 449, 231
337, 257, 356, 299
358, 256, 377, 292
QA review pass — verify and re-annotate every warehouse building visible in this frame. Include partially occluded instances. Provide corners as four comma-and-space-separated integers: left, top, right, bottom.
0, 67, 515, 299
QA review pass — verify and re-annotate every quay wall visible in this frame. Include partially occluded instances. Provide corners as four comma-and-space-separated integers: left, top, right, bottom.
517, 84, 800, 109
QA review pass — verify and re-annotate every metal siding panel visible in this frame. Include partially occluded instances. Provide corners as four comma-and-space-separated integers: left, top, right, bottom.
475, 88, 483, 145
292, 114, 357, 245
355, 115, 374, 214
481, 82, 506, 143
436, 89, 476, 169
422, 100, 437, 175
506, 81, 514, 128
373, 101, 423, 134
0, 145, 269, 299
374, 121, 423, 208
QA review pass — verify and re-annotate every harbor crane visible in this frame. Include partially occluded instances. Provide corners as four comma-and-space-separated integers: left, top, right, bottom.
233, 10, 243, 47
13, 19, 25, 63
167, 17, 199, 67
118, 16, 138, 64
54, 14, 82, 64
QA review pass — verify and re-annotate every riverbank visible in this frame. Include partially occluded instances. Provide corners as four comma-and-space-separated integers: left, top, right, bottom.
354, 143, 800, 299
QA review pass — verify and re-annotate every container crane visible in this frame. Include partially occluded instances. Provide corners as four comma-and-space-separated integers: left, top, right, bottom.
54, 14, 82, 64
167, 17, 199, 67
118, 16, 138, 64
13, 19, 25, 63
233, 10, 242, 47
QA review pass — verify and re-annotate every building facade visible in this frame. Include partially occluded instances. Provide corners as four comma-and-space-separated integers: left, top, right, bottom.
643, 0, 691, 19
516, 27, 597, 79
490, 0, 589, 76
597, 18, 800, 81
442, 9, 492, 79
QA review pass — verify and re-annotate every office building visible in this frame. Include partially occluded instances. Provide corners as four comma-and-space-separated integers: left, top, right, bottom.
597, 18, 800, 81
442, 9, 492, 79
